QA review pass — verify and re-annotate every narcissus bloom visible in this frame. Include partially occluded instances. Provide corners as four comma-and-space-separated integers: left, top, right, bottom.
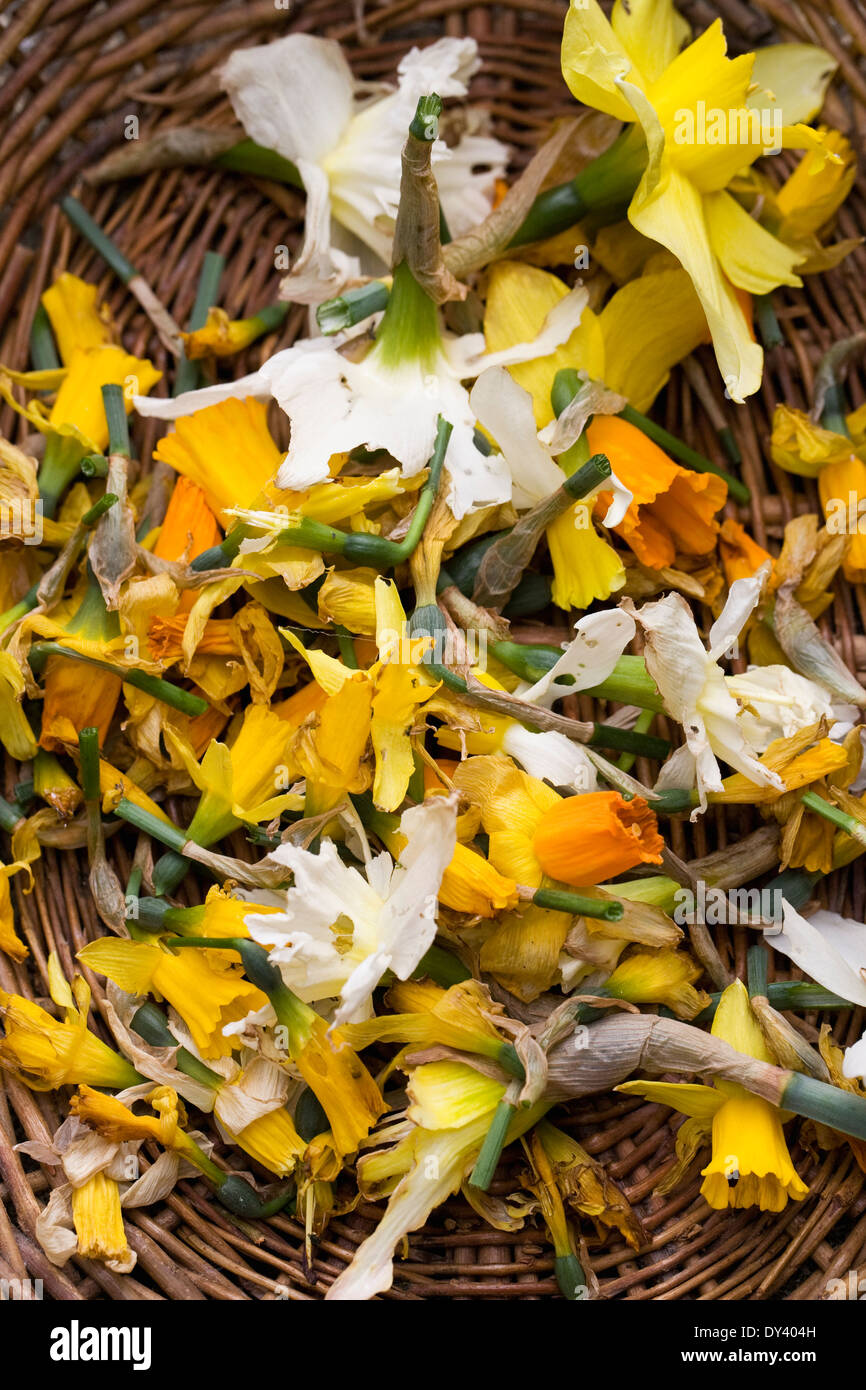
628, 566, 832, 813
326, 1060, 546, 1300
0, 977, 140, 1091
244, 797, 457, 1023
136, 263, 589, 519
77, 937, 270, 1060
153, 398, 282, 525
561, 0, 837, 400
533, 791, 664, 887
587, 415, 727, 570
618, 979, 809, 1211
41, 272, 114, 364
604, 948, 708, 1019
220, 34, 507, 299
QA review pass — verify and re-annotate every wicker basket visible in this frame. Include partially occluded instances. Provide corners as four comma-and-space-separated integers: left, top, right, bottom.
2, 0, 866, 1302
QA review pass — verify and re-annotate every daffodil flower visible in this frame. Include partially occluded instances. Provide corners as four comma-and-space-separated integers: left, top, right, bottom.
627, 565, 834, 813
560, 0, 838, 399
135, 266, 590, 519
244, 796, 457, 1023
77, 937, 270, 1061
618, 978, 809, 1211
0, 972, 140, 1091
326, 1060, 547, 1300
220, 35, 507, 301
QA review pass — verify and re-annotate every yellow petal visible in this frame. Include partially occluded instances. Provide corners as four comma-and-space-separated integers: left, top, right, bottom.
616, 1078, 724, 1118
704, 189, 803, 295
548, 503, 626, 609
483, 262, 605, 427
610, 0, 690, 84
598, 267, 707, 411
561, 0, 644, 121
41, 273, 114, 366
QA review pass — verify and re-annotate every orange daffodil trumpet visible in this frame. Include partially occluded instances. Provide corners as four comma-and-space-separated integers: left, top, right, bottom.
560, 0, 839, 401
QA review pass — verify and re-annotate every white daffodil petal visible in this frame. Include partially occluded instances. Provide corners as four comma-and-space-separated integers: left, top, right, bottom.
501, 723, 598, 792
470, 368, 565, 507
765, 901, 866, 1007
522, 609, 637, 706
220, 34, 354, 164
707, 565, 771, 663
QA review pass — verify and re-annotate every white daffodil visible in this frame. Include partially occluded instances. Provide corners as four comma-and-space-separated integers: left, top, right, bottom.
627, 565, 834, 814
134, 280, 589, 518
244, 796, 458, 1024
220, 34, 507, 301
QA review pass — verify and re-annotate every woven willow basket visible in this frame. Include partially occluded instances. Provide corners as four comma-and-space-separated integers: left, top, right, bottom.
2, 0, 866, 1303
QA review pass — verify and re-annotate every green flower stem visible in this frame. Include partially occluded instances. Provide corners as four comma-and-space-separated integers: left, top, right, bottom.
175, 251, 225, 397
212, 139, 302, 187
28, 642, 208, 716
800, 790, 866, 846
468, 1098, 516, 1190
151, 851, 192, 897
113, 799, 188, 853
275, 416, 452, 564
30, 304, 60, 372
755, 293, 783, 350
81, 493, 118, 527
618, 404, 749, 504
0, 794, 24, 834
747, 943, 769, 998
0, 581, 40, 632
130, 1001, 225, 1089
555, 1253, 588, 1301
820, 380, 849, 437
532, 887, 623, 922
78, 726, 101, 803
413, 944, 471, 987
718, 427, 742, 468
317, 281, 390, 335
38, 433, 88, 519
507, 125, 648, 248
373, 260, 441, 371
587, 723, 670, 760
60, 196, 137, 284
782, 1071, 866, 1143
692, 980, 850, 1025
80, 454, 109, 478
101, 383, 130, 458
189, 525, 246, 573
492, 645, 665, 713
616, 708, 655, 772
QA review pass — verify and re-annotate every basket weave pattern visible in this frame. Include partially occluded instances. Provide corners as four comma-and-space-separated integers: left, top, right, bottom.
1, 0, 866, 1301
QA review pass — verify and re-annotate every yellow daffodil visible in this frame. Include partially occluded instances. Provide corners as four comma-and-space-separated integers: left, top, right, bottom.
285, 577, 439, 814
453, 753, 561, 888
483, 259, 708, 425
618, 979, 809, 1211
180, 306, 279, 360
316, 566, 379, 635
588, 415, 727, 569
71, 1083, 206, 1167
0, 649, 38, 760
70, 1171, 131, 1268
438, 843, 519, 918
41, 272, 115, 364
604, 948, 709, 1019
165, 702, 303, 846
77, 937, 270, 1060
535, 1119, 645, 1250
479, 900, 573, 1002
0, 860, 33, 963
0, 974, 140, 1091
0, 345, 160, 517
341, 978, 516, 1069
561, 0, 838, 399
719, 517, 775, 587
153, 398, 282, 524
